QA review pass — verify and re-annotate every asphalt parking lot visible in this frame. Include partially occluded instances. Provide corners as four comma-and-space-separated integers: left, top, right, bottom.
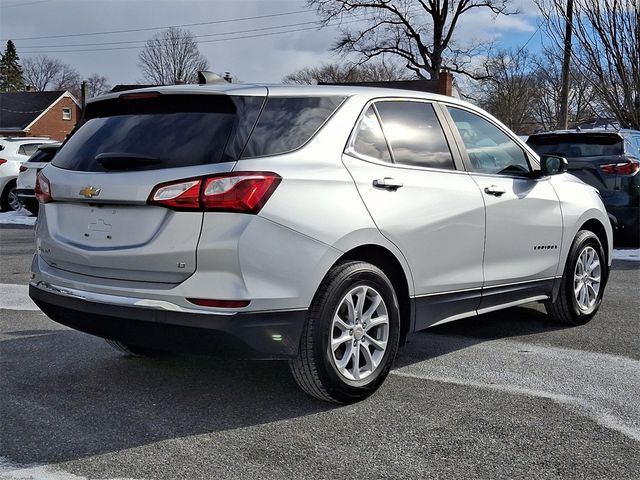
1, 224, 639, 480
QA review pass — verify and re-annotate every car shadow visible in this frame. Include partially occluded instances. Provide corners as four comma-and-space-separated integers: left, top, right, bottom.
0, 304, 566, 466
395, 304, 568, 367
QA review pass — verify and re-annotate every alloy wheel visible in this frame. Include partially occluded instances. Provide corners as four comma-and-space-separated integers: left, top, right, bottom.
329, 285, 389, 381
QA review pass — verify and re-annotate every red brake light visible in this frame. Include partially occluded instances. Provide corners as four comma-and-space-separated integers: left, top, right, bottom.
35, 172, 52, 203
0, 159, 7, 166
600, 159, 640, 176
148, 172, 281, 213
186, 298, 250, 308
19, 165, 27, 172
119, 92, 162, 101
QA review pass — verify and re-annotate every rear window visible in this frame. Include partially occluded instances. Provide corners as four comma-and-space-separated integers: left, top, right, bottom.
241, 96, 345, 158
27, 148, 58, 163
52, 94, 264, 172
527, 135, 623, 157
18, 144, 42, 156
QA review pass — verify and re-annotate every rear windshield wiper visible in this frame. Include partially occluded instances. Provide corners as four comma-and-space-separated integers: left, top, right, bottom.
95, 153, 162, 171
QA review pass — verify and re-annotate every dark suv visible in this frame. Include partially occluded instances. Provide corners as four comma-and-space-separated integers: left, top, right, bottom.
527, 129, 640, 245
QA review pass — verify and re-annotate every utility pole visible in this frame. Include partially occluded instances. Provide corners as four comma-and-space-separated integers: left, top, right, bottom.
558, 0, 574, 129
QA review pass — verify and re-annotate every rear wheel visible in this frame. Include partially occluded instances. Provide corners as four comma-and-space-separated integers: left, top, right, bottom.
545, 230, 607, 325
105, 339, 167, 357
289, 261, 401, 403
0, 180, 20, 212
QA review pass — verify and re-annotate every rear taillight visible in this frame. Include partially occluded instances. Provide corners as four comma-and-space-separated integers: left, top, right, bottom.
148, 172, 281, 213
600, 159, 640, 176
35, 172, 52, 203
19, 165, 27, 172
0, 159, 7, 166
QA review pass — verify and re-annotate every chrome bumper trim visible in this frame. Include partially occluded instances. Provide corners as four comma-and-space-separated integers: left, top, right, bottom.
30, 281, 237, 316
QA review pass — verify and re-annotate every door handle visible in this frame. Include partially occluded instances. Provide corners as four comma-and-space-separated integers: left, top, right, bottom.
484, 185, 507, 196
373, 177, 404, 190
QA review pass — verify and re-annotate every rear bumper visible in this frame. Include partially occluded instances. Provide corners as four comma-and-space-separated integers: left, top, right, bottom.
15, 188, 35, 198
16, 189, 37, 212
29, 283, 307, 358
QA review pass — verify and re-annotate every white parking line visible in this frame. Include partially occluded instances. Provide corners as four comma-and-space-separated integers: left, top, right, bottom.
0, 284, 39, 311
392, 339, 640, 441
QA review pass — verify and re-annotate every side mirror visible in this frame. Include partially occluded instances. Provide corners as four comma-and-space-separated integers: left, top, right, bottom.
540, 154, 568, 176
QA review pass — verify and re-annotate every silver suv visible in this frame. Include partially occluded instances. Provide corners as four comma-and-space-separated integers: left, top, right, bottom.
30, 84, 612, 403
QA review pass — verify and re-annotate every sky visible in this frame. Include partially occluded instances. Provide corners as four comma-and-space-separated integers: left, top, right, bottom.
0, 0, 546, 86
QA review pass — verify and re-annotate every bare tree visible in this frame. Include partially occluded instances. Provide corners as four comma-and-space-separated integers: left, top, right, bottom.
138, 27, 209, 85
23, 55, 63, 90
532, 47, 599, 131
310, 0, 514, 80
283, 60, 411, 84
537, 0, 639, 129
85, 73, 111, 98
476, 49, 540, 133
23, 55, 81, 97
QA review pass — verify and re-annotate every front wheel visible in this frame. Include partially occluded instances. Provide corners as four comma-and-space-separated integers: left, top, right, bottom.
545, 230, 607, 325
289, 261, 401, 403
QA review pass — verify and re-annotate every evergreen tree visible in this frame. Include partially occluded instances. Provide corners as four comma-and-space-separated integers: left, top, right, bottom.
0, 40, 25, 92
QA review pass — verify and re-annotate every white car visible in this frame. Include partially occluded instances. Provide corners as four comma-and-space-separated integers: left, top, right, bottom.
16, 143, 61, 215
0, 137, 57, 211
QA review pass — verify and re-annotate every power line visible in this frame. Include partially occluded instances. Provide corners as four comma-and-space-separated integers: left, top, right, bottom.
17, 19, 323, 50
2, 9, 310, 42
0, 0, 51, 9
17, 20, 366, 55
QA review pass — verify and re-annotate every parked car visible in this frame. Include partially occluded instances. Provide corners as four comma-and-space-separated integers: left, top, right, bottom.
16, 142, 61, 216
29, 84, 612, 403
0, 137, 57, 212
527, 129, 640, 246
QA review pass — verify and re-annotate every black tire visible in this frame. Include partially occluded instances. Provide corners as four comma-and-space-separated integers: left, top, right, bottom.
545, 230, 608, 325
105, 339, 167, 357
289, 261, 401, 404
0, 180, 18, 212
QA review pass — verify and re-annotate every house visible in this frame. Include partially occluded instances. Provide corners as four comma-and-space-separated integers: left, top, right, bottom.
0, 90, 81, 141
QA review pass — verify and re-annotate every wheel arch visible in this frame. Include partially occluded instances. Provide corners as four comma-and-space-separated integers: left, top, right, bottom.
579, 218, 610, 266
333, 244, 414, 344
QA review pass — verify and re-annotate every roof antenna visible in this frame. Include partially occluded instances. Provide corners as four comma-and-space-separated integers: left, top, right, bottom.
197, 71, 228, 85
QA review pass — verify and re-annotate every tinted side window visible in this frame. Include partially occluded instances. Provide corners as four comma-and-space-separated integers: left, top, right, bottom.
448, 107, 530, 175
242, 96, 345, 158
629, 136, 640, 157
375, 101, 454, 169
347, 106, 392, 163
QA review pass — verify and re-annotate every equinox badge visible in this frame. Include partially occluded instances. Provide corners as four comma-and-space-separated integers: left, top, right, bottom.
79, 186, 101, 198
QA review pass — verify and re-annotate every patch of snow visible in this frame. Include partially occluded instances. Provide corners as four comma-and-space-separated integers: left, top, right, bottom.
0, 209, 35, 226
613, 248, 640, 262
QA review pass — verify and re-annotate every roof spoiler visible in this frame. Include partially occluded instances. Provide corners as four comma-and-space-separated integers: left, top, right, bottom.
197, 71, 228, 85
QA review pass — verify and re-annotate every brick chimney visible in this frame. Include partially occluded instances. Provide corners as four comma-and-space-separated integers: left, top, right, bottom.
438, 70, 453, 97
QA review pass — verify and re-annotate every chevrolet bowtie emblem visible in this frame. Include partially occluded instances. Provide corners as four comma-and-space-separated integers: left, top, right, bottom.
79, 186, 101, 198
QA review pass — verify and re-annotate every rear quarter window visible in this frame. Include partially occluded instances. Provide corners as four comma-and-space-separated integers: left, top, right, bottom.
241, 96, 345, 158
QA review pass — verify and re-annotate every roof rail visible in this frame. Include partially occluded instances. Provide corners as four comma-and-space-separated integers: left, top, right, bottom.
1, 136, 51, 141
